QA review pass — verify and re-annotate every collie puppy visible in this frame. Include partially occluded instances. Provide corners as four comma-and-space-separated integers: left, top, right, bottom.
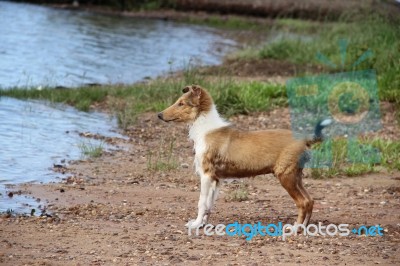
158, 85, 331, 229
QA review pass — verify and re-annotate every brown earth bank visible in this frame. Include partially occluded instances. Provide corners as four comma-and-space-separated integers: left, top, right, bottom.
1, 108, 400, 265
17, 0, 400, 21
15, 0, 399, 21
172, 0, 371, 20
197, 58, 322, 84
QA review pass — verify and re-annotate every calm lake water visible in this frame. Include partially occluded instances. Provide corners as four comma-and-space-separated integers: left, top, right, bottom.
0, 2, 235, 88
0, 1, 236, 212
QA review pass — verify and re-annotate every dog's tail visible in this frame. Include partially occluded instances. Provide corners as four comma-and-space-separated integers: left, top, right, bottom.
306, 118, 333, 146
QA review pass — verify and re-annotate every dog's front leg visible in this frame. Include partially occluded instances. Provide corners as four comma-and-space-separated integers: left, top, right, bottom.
185, 173, 212, 229
202, 180, 219, 224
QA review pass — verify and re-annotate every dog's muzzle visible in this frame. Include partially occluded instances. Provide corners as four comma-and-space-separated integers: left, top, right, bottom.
157, 112, 164, 120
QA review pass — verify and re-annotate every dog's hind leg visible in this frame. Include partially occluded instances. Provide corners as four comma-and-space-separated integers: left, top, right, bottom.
202, 179, 219, 224
185, 173, 213, 229
274, 143, 312, 226
296, 170, 314, 226
276, 171, 309, 225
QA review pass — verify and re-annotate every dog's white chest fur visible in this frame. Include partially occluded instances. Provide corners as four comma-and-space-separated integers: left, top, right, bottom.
188, 105, 229, 175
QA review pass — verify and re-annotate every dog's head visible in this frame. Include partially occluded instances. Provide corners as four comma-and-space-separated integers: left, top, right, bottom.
158, 85, 213, 123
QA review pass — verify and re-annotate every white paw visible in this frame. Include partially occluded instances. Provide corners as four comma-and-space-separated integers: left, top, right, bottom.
185, 219, 204, 229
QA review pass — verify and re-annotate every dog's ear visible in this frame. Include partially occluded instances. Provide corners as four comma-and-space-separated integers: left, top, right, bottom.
182, 85, 202, 98
191, 85, 202, 97
181, 85, 202, 106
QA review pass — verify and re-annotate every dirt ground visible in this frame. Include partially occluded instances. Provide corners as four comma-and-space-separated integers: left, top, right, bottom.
1, 104, 400, 265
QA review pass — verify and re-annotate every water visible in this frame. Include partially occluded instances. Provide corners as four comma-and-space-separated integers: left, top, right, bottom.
0, 2, 235, 88
0, 2, 236, 212
0, 97, 124, 212
0, 97, 121, 184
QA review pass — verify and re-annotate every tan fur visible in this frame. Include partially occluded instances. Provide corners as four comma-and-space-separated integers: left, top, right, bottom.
159, 85, 316, 226
203, 127, 305, 179
203, 126, 314, 225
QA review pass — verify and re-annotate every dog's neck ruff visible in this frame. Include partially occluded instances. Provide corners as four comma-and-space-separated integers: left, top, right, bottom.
189, 105, 229, 175
189, 105, 229, 144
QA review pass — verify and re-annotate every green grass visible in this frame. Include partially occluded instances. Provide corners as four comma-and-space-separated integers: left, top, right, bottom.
0, 67, 287, 129
147, 137, 178, 171
0, 86, 109, 112
310, 138, 400, 179
236, 14, 400, 117
78, 141, 104, 158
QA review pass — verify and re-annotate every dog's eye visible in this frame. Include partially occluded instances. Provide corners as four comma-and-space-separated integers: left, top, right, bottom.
178, 102, 184, 107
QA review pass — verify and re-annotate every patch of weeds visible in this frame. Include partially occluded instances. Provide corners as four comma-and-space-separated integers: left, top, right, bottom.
78, 141, 104, 159
0, 86, 109, 112
213, 81, 286, 116
75, 99, 92, 112
225, 183, 249, 202
108, 97, 139, 131
310, 138, 400, 179
147, 137, 178, 171
368, 138, 400, 171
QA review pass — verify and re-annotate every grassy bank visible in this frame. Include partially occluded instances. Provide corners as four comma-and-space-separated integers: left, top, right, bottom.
0, 68, 286, 129
236, 15, 400, 114
1, 11, 399, 178
310, 138, 400, 178
2, 69, 398, 177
